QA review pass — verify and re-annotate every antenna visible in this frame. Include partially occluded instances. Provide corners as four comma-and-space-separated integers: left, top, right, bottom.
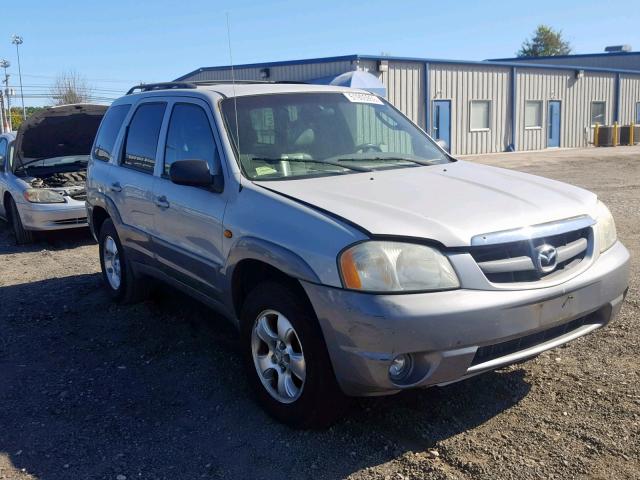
226, 13, 240, 157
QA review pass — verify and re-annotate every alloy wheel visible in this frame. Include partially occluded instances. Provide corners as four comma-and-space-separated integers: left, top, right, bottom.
103, 235, 122, 290
251, 309, 306, 404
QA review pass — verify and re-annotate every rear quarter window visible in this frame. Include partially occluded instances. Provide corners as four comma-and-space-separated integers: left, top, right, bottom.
93, 104, 131, 162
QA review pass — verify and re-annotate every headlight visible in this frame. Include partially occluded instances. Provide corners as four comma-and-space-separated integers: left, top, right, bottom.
339, 241, 459, 292
593, 200, 617, 252
23, 189, 66, 204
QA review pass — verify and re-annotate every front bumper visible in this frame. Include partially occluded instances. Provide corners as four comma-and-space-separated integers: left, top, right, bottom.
302, 241, 630, 396
18, 200, 88, 231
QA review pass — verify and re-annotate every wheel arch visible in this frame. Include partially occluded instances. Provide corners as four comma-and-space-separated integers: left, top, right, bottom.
3, 191, 12, 219
227, 237, 321, 320
87, 191, 123, 239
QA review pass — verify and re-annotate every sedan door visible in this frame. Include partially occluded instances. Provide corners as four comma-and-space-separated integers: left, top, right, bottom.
110, 100, 168, 263
151, 99, 228, 299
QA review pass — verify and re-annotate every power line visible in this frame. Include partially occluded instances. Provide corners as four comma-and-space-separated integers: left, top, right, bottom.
20, 73, 142, 84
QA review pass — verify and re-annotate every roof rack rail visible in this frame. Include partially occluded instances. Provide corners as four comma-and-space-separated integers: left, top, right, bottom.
189, 80, 308, 85
189, 80, 268, 85
126, 82, 197, 95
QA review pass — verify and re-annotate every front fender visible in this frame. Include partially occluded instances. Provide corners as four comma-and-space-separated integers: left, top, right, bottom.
223, 236, 322, 287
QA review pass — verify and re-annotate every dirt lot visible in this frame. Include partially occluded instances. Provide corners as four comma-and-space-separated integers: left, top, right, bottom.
0, 146, 638, 480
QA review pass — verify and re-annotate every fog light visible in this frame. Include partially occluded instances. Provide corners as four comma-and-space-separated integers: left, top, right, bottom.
388, 354, 413, 382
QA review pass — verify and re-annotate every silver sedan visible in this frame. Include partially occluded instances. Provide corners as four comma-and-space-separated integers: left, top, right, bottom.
0, 104, 106, 243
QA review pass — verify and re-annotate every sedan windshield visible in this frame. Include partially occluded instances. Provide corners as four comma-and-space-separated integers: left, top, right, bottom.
221, 92, 450, 180
15, 155, 89, 175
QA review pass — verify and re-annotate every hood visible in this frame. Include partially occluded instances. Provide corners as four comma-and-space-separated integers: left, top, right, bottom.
256, 161, 598, 247
14, 104, 107, 171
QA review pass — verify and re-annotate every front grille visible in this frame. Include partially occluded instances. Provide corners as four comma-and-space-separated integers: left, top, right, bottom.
469, 227, 591, 283
471, 314, 597, 366
53, 217, 87, 225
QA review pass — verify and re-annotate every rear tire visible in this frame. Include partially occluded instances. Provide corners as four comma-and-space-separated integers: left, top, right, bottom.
7, 197, 34, 245
98, 218, 149, 304
240, 281, 347, 429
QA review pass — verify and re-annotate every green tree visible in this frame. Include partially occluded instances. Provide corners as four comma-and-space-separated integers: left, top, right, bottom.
518, 25, 572, 57
8, 106, 47, 131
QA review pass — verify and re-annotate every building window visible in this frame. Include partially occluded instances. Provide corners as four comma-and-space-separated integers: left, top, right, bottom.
470, 100, 491, 131
524, 101, 542, 128
636, 102, 640, 123
590, 102, 606, 126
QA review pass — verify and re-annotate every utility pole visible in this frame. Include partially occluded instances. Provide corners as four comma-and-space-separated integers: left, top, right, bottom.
0, 59, 11, 131
0, 91, 6, 133
11, 35, 26, 120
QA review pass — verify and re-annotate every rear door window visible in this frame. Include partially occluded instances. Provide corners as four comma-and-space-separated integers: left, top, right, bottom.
93, 104, 131, 162
122, 102, 166, 173
164, 103, 220, 176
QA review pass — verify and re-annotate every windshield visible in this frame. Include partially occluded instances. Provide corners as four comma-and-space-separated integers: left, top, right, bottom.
221, 92, 450, 180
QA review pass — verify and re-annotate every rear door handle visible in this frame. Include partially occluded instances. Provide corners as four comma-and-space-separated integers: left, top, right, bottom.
154, 195, 170, 209
110, 182, 122, 193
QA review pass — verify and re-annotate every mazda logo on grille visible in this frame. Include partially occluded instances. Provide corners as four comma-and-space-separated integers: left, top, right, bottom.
535, 244, 558, 273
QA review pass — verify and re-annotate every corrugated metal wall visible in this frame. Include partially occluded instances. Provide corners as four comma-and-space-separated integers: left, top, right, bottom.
500, 54, 640, 72
357, 60, 425, 129
515, 69, 616, 150
181, 58, 640, 155
430, 64, 511, 155
619, 74, 640, 123
380, 61, 425, 129
184, 60, 355, 82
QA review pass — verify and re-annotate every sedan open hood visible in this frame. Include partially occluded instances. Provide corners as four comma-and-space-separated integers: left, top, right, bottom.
13, 104, 107, 171
256, 161, 598, 247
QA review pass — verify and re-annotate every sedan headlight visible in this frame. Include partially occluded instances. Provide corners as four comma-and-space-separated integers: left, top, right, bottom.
23, 189, 66, 204
339, 241, 459, 292
593, 200, 617, 252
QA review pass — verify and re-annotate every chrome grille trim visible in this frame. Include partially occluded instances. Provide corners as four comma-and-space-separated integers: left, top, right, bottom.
53, 217, 88, 225
471, 215, 595, 246
477, 237, 588, 274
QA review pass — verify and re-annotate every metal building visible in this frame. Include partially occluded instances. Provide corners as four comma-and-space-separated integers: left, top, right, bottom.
177, 54, 640, 156
489, 50, 640, 72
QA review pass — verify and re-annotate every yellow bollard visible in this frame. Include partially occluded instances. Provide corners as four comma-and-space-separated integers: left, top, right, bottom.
631, 123, 635, 145
613, 122, 619, 147
594, 124, 600, 147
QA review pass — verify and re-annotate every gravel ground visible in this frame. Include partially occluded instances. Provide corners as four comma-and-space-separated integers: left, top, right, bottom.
0, 146, 638, 480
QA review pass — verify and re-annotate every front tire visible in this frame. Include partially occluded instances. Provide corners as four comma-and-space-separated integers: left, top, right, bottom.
240, 282, 347, 428
98, 219, 149, 304
7, 197, 34, 245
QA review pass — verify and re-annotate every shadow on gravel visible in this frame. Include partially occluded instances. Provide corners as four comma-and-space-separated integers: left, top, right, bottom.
0, 222, 94, 255
0, 274, 531, 480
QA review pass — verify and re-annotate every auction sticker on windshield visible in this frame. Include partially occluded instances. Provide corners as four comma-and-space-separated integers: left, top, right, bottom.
343, 92, 384, 105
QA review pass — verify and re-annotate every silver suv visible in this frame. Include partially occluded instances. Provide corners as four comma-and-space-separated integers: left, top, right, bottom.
86, 82, 629, 428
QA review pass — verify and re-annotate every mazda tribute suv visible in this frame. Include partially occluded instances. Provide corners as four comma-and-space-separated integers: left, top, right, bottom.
86, 82, 629, 428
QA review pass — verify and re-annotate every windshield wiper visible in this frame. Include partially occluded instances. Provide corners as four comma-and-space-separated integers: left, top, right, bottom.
249, 157, 373, 173
334, 156, 440, 166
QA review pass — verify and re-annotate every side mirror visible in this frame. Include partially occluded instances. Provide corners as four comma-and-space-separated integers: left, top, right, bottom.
169, 159, 223, 192
436, 139, 449, 151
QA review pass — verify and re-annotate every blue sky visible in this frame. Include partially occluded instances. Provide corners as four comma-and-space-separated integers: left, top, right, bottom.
1, 0, 639, 106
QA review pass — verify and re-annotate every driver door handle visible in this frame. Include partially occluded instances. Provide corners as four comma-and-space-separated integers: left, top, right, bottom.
154, 195, 170, 209
110, 182, 122, 193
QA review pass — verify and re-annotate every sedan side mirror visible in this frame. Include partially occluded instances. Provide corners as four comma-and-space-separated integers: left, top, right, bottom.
169, 159, 223, 192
